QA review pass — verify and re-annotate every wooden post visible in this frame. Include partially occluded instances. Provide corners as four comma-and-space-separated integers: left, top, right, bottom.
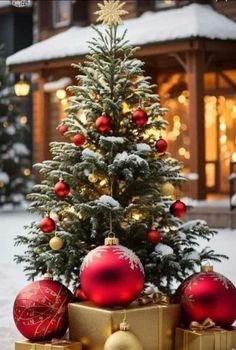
186, 50, 206, 199
33, 71, 50, 164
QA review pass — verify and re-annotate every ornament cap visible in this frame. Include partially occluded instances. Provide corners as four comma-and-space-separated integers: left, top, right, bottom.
43, 271, 53, 280
201, 264, 214, 272
120, 319, 130, 331
105, 234, 119, 245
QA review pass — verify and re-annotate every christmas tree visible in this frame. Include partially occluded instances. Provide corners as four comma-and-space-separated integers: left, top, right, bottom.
14, 0, 226, 294
0, 51, 32, 207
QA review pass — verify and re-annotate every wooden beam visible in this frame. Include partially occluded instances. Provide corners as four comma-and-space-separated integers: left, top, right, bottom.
35, 72, 51, 163
186, 50, 206, 200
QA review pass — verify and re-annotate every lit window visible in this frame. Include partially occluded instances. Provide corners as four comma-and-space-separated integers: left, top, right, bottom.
155, 0, 176, 9
53, 0, 72, 28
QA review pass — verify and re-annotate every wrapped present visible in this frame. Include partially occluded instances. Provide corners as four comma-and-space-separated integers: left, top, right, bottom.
68, 301, 181, 350
15, 339, 82, 350
175, 325, 232, 350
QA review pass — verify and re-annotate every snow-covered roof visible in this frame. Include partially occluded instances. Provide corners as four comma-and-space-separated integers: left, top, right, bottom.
0, 1, 11, 8
7, 3, 236, 67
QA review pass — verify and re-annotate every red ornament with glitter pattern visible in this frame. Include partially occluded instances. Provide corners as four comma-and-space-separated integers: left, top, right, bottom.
13, 279, 73, 341
80, 244, 144, 307
175, 270, 236, 328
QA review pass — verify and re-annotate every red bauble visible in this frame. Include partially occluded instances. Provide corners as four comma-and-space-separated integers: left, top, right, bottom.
95, 115, 112, 134
155, 137, 168, 153
80, 243, 144, 307
170, 199, 186, 218
175, 269, 236, 328
54, 180, 70, 198
13, 278, 73, 341
132, 108, 148, 127
39, 217, 56, 233
57, 125, 68, 136
72, 133, 86, 146
74, 286, 88, 302
146, 229, 161, 245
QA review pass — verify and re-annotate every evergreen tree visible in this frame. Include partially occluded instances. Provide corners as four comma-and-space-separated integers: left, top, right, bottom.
14, 2, 226, 294
0, 52, 32, 207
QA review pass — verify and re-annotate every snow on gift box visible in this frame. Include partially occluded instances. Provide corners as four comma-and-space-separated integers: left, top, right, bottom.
13, 274, 73, 341
174, 265, 236, 328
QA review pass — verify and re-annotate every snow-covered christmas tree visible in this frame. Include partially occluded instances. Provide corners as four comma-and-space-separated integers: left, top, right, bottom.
14, 0, 226, 294
0, 52, 32, 207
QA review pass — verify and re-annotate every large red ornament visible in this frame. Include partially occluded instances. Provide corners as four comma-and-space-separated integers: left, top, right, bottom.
175, 268, 236, 328
80, 239, 144, 307
170, 199, 186, 218
155, 137, 168, 153
57, 125, 68, 136
72, 133, 86, 146
13, 278, 73, 341
146, 229, 161, 245
74, 286, 88, 302
132, 108, 148, 127
96, 115, 112, 134
54, 180, 70, 198
39, 217, 56, 233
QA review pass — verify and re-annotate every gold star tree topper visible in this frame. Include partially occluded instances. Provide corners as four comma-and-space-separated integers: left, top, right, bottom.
95, 0, 128, 25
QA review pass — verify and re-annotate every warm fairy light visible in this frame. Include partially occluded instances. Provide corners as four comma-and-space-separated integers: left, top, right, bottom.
23, 168, 31, 176
20, 115, 28, 125
233, 106, 236, 113
56, 89, 66, 100
131, 211, 144, 221
178, 147, 186, 156
121, 102, 131, 114
178, 94, 186, 104
100, 178, 108, 186
14, 75, 30, 97
184, 151, 190, 159
220, 122, 226, 131
220, 135, 227, 144
61, 98, 68, 106
3, 121, 8, 128
88, 174, 98, 183
0, 181, 4, 188
232, 153, 236, 162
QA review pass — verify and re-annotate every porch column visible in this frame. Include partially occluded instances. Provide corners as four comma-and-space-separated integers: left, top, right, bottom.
186, 50, 206, 199
33, 71, 50, 163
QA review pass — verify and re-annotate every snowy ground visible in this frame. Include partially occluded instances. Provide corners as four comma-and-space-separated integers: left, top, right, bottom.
0, 211, 236, 349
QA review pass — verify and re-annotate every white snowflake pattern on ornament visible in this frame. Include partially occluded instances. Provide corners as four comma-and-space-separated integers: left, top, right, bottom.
80, 246, 107, 272
113, 245, 144, 274
211, 272, 232, 290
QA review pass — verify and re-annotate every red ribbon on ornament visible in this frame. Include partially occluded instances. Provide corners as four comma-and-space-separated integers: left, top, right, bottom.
190, 318, 221, 332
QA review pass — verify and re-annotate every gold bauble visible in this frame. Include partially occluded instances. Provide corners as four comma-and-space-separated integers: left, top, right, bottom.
88, 173, 98, 183
49, 236, 64, 250
160, 182, 175, 196
104, 320, 143, 350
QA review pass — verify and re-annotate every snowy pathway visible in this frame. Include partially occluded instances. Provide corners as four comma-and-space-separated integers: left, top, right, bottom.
0, 210, 236, 349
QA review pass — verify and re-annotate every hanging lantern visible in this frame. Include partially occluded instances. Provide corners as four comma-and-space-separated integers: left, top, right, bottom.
14, 74, 30, 97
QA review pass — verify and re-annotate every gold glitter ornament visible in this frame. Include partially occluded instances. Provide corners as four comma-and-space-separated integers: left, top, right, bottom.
104, 318, 143, 350
49, 236, 64, 250
95, 0, 128, 25
88, 173, 98, 183
160, 182, 175, 196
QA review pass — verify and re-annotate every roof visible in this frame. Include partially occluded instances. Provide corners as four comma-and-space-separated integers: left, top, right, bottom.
7, 3, 236, 67
0, 1, 11, 8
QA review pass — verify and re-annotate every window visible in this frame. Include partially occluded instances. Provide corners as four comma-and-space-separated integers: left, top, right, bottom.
53, 0, 72, 28
155, 0, 177, 9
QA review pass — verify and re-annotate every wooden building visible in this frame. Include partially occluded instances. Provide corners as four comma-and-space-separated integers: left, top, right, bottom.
7, 0, 236, 200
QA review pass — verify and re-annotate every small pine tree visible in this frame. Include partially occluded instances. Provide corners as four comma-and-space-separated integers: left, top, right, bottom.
0, 52, 32, 207
14, 2, 226, 294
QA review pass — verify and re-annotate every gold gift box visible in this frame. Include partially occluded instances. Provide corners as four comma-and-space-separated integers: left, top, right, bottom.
15, 340, 82, 350
68, 301, 181, 350
175, 327, 233, 350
